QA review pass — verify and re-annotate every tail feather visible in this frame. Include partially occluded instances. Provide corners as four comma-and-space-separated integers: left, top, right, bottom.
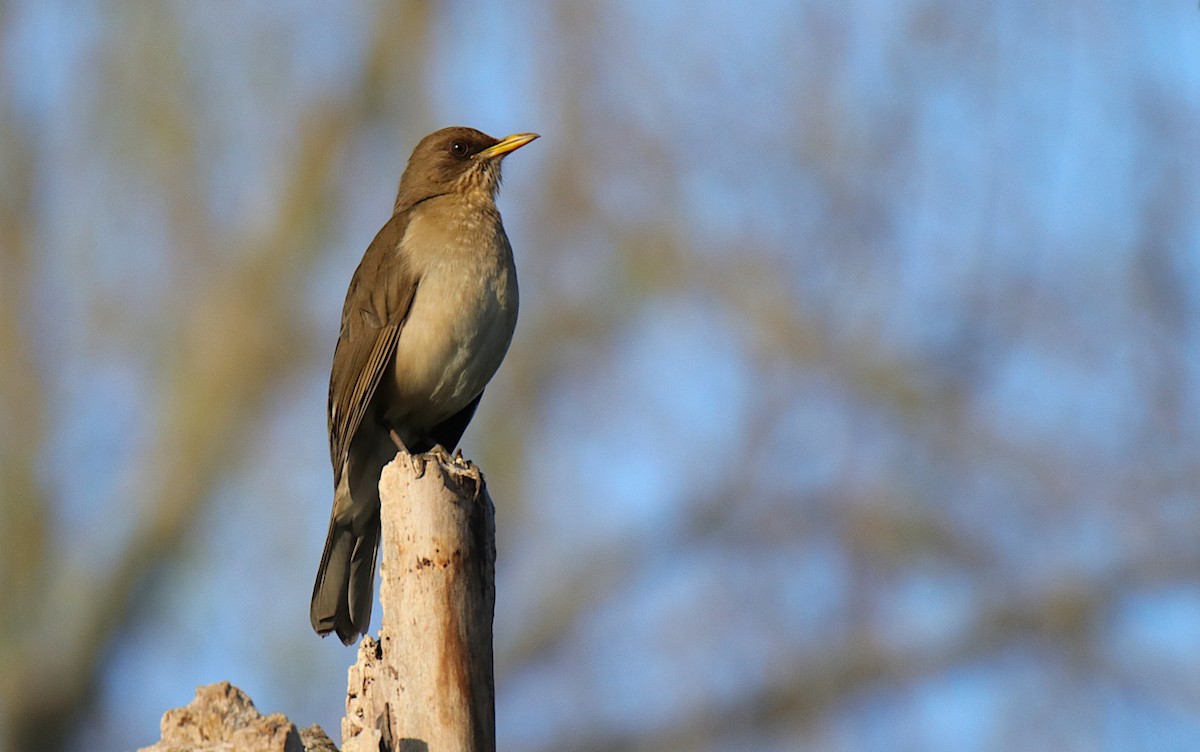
311, 516, 379, 645
310, 518, 353, 642
347, 523, 381, 637
313, 434, 393, 645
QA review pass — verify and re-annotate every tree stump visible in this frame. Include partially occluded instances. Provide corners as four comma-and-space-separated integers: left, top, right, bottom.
341, 452, 497, 752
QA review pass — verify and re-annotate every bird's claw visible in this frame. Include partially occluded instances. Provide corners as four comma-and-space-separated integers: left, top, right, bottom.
467, 463, 484, 499
425, 444, 453, 468
410, 453, 427, 478
455, 454, 484, 499
409, 445, 483, 496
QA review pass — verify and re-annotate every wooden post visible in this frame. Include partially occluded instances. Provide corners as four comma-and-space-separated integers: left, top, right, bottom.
341, 453, 496, 752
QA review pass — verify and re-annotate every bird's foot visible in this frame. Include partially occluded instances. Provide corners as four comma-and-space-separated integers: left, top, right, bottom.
390, 431, 426, 476
424, 444, 454, 468
465, 462, 484, 499
409, 453, 428, 478
450, 450, 485, 499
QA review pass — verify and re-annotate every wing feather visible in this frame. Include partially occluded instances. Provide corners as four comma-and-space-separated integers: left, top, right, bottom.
326, 213, 418, 485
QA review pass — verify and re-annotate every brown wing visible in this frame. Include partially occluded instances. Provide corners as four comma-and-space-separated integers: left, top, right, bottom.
327, 212, 418, 485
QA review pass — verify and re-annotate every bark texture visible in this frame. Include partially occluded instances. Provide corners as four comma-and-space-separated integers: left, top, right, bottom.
341, 452, 497, 752
138, 682, 336, 752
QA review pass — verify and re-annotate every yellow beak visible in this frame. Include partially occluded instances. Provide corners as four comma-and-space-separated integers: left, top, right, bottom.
476, 132, 540, 160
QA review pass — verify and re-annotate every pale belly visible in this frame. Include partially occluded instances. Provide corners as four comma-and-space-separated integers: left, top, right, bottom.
385, 261, 517, 432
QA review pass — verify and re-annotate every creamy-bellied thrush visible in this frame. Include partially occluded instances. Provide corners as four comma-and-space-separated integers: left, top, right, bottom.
311, 127, 538, 644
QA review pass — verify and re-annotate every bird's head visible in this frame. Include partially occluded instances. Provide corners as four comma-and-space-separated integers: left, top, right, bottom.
394, 127, 539, 214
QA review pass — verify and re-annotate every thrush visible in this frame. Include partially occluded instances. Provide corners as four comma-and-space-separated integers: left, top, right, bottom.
310, 126, 538, 644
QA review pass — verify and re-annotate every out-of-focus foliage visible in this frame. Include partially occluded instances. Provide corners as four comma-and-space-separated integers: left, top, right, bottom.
1, 1, 1198, 751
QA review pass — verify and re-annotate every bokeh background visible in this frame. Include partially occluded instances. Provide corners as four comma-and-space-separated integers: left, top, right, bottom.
3, 1, 1199, 750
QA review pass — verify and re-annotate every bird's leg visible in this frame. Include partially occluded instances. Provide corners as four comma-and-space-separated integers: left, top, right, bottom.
388, 429, 410, 452
389, 428, 426, 477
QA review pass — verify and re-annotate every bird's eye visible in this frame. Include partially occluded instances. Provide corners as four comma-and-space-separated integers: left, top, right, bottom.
450, 140, 469, 157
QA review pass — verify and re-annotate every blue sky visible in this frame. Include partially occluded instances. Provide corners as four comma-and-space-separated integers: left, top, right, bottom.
4, 1, 1200, 750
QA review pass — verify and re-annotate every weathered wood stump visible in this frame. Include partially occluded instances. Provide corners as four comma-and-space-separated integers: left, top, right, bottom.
341, 452, 496, 752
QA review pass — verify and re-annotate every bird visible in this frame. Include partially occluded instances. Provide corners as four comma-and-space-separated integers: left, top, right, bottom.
310, 126, 538, 644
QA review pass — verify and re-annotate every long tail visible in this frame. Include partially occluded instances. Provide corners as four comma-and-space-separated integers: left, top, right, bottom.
310, 509, 380, 645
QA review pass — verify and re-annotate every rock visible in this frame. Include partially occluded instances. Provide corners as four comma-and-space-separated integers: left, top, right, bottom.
138, 682, 335, 752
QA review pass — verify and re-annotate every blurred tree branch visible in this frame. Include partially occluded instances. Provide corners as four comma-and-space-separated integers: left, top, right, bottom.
564, 547, 1200, 752
0, 3, 433, 750
0, 34, 50, 728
